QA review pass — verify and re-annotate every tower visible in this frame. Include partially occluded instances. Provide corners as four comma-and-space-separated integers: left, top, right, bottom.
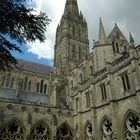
54, 0, 89, 77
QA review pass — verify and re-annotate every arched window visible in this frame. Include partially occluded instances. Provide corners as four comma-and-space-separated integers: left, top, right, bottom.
56, 122, 73, 140
40, 80, 44, 93
101, 117, 113, 140
5, 73, 11, 88
30, 121, 51, 140
10, 77, 14, 88
85, 92, 90, 107
24, 77, 28, 90
44, 84, 47, 94
1, 76, 6, 87
112, 41, 115, 52
123, 111, 140, 140
28, 81, 31, 91
85, 121, 94, 139
37, 82, 40, 93
116, 42, 119, 52
0, 119, 25, 140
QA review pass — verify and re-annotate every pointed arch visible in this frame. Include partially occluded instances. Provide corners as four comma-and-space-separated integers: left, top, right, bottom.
30, 120, 51, 140
122, 109, 140, 140
100, 116, 113, 140
0, 118, 26, 140
84, 120, 94, 140
40, 80, 44, 93
56, 122, 74, 140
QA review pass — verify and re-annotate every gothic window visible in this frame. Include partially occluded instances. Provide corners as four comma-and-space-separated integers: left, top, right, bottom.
112, 41, 119, 53
100, 83, 107, 100
40, 80, 44, 93
121, 72, 130, 91
44, 84, 47, 94
5, 73, 11, 87
24, 77, 28, 90
116, 42, 119, 52
112, 41, 115, 52
30, 121, 51, 140
1, 76, 6, 87
37, 82, 40, 93
28, 81, 31, 91
56, 122, 73, 140
85, 121, 94, 140
123, 112, 140, 140
101, 118, 113, 140
85, 92, 90, 107
10, 77, 14, 88
75, 98, 79, 112
0, 119, 25, 140
124, 46, 127, 52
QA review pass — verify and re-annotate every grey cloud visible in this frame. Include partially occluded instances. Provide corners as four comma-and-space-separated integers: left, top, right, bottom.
78, 0, 140, 48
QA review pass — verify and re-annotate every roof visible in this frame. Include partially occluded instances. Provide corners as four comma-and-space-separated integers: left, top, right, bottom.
17, 58, 54, 75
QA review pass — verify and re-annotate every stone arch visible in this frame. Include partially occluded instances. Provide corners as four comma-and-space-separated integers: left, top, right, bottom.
100, 116, 113, 140
56, 121, 74, 140
30, 120, 51, 140
0, 118, 26, 140
84, 120, 94, 140
122, 109, 140, 140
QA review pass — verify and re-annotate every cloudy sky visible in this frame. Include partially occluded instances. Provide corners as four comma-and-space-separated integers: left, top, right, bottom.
14, 0, 140, 65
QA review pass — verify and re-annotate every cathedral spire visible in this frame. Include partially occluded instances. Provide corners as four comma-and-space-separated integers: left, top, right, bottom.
98, 18, 107, 44
64, 0, 79, 16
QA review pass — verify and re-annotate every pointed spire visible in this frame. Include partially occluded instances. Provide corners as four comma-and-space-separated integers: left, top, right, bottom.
98, 18, 107, 44
64, 0, 79, 17
129, 32, 135, 46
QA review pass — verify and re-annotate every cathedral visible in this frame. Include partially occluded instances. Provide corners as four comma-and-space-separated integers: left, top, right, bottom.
0, 0, 140, 139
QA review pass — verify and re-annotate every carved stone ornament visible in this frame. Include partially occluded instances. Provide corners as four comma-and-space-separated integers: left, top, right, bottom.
124, 113, 140, 140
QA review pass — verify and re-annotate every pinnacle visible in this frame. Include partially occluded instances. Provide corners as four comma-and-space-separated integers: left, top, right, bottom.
129, 32, 135, 47
98, 18, 107, 44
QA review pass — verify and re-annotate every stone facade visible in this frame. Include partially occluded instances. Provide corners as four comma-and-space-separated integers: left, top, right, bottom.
0, 0, 140, 139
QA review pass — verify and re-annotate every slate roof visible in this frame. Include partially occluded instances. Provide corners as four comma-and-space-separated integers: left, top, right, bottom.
17, 58, 54, 75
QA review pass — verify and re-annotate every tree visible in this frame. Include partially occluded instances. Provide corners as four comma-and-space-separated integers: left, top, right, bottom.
0, 0, 50, 70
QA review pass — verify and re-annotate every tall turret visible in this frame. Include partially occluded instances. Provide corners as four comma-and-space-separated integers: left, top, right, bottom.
54, 0, 89, 77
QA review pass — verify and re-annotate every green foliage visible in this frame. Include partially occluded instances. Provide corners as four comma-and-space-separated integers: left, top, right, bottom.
0, 0, 50, 71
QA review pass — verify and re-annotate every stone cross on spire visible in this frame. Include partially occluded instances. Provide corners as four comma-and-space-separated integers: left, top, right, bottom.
64, 0, 79, 16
